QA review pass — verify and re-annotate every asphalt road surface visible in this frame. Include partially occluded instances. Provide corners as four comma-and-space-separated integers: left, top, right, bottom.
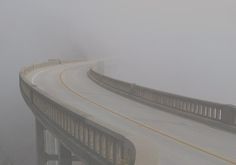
27, 61, 236, 165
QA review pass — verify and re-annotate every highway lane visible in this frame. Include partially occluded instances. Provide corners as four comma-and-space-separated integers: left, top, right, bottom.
27, 61, 236, 165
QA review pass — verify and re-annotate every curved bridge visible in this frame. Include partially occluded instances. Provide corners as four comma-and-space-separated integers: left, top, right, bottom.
20, 60, 236, 165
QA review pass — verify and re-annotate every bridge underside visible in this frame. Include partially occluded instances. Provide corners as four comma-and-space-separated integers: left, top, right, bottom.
35, 119, 85, 165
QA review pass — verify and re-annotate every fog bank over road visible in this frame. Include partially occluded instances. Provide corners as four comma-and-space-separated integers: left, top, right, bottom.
0, 0, 235, 164
78, 0, 236, 105
103, 46, 236, 105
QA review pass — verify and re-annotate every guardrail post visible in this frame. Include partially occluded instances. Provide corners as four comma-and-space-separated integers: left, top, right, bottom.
222, 105, 236, 125
123, 142, 135, 165
58, 143, 72, 165
35, 120, 47, 165
130, 83, 136, 95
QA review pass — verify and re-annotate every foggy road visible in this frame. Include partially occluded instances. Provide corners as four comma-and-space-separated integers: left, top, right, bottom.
25, 61, 236, 165
1, 0, 236, 164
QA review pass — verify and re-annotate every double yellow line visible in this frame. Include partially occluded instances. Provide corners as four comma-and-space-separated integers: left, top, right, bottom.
59, 66, 236, 165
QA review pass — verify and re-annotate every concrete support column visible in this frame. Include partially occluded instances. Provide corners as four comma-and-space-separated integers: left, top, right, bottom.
58, 143, 72, 165
35, 119, 47, 165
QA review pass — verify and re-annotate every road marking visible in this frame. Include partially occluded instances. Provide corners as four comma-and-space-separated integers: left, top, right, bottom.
59, 65, 236, 165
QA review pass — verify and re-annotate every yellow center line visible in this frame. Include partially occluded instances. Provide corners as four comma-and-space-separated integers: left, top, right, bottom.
59, 65, 236, 165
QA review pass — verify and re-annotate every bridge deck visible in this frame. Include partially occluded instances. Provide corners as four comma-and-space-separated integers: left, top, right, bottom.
27, 61, 236, 165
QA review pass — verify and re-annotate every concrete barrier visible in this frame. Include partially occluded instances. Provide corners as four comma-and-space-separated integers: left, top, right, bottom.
19, 60, 136, 165
88, 69, 236, 130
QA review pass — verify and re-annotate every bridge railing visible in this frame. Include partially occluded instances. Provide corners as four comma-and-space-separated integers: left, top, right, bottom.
19, 60, 136, 165
88, 69, 236, 129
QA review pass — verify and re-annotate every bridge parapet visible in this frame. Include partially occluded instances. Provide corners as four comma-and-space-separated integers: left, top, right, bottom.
88, 69, 236, 130
19, 60, 136, 165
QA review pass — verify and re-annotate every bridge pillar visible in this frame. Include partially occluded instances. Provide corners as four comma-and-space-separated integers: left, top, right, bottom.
58, 143, 72, 165
35, 120, 47, 165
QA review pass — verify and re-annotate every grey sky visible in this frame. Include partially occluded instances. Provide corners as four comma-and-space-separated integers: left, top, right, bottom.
0, 0, 235, 164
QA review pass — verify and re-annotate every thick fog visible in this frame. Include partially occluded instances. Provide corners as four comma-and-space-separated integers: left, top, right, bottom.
0, 1, 83, 164
0, 0, 236, 164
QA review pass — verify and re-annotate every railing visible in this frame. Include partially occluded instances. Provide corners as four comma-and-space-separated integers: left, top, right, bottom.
88, 69, 236, 128
19, 60, 136, 165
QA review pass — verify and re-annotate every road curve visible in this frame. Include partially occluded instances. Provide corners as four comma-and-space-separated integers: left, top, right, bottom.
26, 61, 236, 165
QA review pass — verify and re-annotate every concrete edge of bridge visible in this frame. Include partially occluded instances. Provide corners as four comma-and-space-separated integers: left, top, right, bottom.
19, 59, 140, 165
87, 68, 236, 134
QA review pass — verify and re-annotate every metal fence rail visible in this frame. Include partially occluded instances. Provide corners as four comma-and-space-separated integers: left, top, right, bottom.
88, 69, 236, 129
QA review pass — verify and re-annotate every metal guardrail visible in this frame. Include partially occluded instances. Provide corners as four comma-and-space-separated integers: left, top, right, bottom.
88, 69, 236, 129
19, 60, 136, 165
